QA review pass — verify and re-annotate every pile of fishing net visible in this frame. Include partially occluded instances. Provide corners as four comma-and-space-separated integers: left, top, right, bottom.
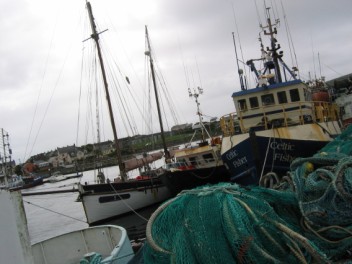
143, 126, 352, 263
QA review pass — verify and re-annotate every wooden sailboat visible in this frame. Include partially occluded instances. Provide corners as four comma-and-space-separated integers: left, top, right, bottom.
78, 2, 171, 225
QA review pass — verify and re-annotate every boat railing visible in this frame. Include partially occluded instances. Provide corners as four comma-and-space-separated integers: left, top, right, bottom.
220, 100, 339, 136
166, 155, 221, 171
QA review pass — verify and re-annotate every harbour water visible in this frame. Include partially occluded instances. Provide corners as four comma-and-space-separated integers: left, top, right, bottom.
23, 165, 160, 244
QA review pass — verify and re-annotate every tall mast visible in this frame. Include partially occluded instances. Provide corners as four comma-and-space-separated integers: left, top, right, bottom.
86, 2, 127, 181
263, 7, 282, 83
144, 26, 170, 161
1, 129, 12, 185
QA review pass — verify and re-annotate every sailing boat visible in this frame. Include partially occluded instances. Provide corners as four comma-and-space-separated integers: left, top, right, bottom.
159, 87, 231, 196
219, 7, 342, 186
77, 2, 171, 226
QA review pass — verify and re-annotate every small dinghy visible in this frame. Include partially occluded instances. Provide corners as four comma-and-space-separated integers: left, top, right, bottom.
32, 225, 134, 264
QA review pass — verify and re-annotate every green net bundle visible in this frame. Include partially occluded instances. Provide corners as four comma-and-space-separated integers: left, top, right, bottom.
143, 126, 352, 263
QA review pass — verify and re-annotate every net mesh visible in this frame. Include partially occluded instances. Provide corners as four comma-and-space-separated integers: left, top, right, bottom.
143, 125, 352, 263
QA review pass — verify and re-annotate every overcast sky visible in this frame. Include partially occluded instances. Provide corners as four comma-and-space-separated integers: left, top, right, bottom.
1, 0, 351, 163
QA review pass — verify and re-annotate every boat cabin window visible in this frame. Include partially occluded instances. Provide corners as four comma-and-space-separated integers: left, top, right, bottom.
178, 158, 186, 164
202, 153, 214, 163
261, 94, 275, 106
289, 89, 300, 102
238, 99, 247, 111
189, 157, 197, 166
277, 91, 288, 104
249, 97, 259, 108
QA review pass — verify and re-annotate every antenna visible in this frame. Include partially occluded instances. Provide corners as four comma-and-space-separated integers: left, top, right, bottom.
318, 52, 322, 79
232, 32, 246, 90
188, 87, 206, 142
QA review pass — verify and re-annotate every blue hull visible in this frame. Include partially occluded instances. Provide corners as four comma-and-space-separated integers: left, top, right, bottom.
221, 135, 328, 185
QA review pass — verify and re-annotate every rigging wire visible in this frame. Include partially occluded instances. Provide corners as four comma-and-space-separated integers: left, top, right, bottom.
91, 6, 160, 138
101, 37, 138, 136
23, 199, 88, 224
86, 17, 139, 141
230, 0, 250, 89
144, 31, 181, 132
24, 5, 85, 163
280, 0, 300, 79
253, 0, 263, 27
103, 50, 134, 137
75, 47, 85, 147
104, 10, 146, 93
195, 56, 204, 91
150, 33, 181, 125
153, 59, 180, 128
276, 1, 301, 81
28, 41, 73, 160
311, 33, 317, 80
156, 70, 180, 127
178, 39, 191, 91
88, 52, 98, 145
23, 15, 59, 163
145, 61, 155, 135
318, 52, 323, 78
270, 0, 280, 23
106, 28, 156, 137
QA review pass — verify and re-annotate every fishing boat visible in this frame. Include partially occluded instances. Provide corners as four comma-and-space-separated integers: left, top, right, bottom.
78, 3, 171, 225
10, 174, 44, 191
160, 88, 230, 196
0, 129, 23, 189
0, 129, 44, 191
0, 175, 23, 190
32, 225, 134, 264
219, 7, 342, 185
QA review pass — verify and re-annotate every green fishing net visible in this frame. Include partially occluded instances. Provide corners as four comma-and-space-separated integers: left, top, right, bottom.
143, 125, 352, 263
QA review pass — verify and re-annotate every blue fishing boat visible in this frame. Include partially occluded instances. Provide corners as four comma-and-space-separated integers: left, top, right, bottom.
219, 7, 341, 185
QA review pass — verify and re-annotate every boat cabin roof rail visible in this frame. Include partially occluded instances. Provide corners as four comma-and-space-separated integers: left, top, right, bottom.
220, 100, 340, 135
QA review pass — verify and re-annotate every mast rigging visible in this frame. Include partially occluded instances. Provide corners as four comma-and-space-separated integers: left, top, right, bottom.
86, 2, 127, 181
144, 26, 170, 161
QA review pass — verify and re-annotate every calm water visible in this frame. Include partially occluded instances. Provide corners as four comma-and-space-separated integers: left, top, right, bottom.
23, 165, 160, 244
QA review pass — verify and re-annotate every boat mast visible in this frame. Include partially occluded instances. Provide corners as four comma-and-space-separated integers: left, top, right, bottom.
144, 26, 170, 161
1, 129, 11, 185
188, 87, 206, 142
86, 2, 127, 181
232, 32, 246, 91
263, 7, 282, 83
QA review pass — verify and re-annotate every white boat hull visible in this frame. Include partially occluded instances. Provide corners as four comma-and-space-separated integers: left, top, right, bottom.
48, 175, 67, 183
81, 185, 171, 225
32, 225, 134, 264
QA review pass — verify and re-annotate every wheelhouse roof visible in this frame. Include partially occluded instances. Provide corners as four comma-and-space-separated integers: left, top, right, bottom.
232, 79, 303, 97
